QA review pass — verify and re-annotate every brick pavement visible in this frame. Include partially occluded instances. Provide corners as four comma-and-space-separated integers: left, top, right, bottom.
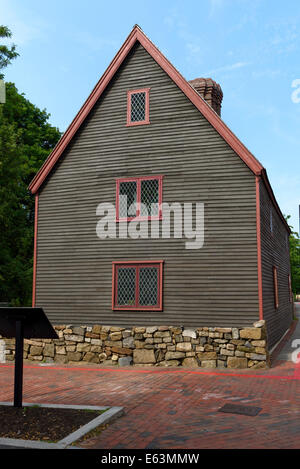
0, 358, 299, 449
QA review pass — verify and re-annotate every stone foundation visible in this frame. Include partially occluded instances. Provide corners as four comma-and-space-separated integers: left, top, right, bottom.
0, 339, 5, 363
0, 320, 269, 369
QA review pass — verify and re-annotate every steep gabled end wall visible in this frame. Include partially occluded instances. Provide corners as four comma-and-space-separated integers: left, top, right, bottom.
34, 43, 260, 330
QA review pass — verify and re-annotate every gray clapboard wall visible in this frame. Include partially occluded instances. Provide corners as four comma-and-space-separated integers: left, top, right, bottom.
35, 42, 259, 328
259, 179, 293, 348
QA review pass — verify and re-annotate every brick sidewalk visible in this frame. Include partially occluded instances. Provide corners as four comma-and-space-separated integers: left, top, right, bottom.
0, 360, 299, 449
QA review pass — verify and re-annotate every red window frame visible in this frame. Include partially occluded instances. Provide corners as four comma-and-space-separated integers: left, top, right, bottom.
288, 274, 292, 303
273, 266, 279, 309
112, 260, 164, 311
126, 88, 150, 126
116, 175, 163, 222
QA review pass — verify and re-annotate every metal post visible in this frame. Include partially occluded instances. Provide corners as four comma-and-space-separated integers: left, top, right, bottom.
14, 320, 24, 408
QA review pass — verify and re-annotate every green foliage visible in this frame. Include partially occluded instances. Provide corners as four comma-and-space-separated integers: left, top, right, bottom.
0, 25, 19, 79
0, 83, 61, 305
286, 215, 300, 297
0, 25, 60, 305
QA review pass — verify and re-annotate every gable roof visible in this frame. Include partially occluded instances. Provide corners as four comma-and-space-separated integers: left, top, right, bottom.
28, 25, 290, 233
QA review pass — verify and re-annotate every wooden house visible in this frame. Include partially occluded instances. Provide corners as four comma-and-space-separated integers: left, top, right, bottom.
28, 26, 293, 367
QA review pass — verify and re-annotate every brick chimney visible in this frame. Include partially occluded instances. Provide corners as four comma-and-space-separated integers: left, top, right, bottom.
189, 78, 223, 117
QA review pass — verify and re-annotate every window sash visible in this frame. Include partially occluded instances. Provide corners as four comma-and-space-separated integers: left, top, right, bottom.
118, 180, 137, 219
112, 261, 163, 311
126, 88, 150, 126
140, 178, 159, 217
116, 176, 163, 221
116, 266, 136, 306
139, 266, 159, 306
130, 92, 146, 122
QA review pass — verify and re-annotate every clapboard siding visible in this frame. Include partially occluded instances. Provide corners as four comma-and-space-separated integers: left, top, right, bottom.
35, 42, 259, 327
260, 179, 293, 348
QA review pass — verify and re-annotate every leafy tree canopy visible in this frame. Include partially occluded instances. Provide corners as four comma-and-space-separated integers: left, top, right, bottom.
0, 24, 61, 306
286, 216, 300, 297
0, 84, 61, 305
0, 25, 18, 79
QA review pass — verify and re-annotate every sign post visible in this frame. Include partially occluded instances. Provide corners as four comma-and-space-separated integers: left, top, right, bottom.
14, 319, 24, 408
0, 307, 58, 408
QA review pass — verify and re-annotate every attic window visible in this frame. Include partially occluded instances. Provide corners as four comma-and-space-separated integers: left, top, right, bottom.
127, 88, 150, 126
112, 261, 163, 311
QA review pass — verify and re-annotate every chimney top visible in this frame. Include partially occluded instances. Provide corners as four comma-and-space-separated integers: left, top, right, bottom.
189, 77, 223, 117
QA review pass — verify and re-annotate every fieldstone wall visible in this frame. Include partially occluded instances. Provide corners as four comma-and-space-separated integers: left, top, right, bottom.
0, 320, 269, 369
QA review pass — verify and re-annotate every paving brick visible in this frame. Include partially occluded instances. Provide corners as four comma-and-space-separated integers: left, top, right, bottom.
0, 358, 299, 449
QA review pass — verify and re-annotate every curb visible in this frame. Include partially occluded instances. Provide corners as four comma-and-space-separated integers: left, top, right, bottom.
0, 402, 124, 449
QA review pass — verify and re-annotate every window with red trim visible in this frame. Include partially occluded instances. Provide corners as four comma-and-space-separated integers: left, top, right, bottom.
112, 261, 163, 311
288, 274, 292, 303
126, 88, 150, 126
273, 266, 279, 309
116, 175, 163, 221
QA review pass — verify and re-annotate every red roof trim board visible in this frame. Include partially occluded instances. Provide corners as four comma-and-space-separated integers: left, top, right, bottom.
28, 25, 290, 233
255, 176, 263, 320
32, 193, 39, 307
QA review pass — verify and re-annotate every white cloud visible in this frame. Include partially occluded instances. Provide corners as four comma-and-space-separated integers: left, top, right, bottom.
204, 61, 250, 75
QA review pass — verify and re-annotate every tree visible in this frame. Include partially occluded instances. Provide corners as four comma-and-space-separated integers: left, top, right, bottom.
0, 25, 18, 79
0, 25, 61, 305
0, 85, 61, 305
286, 216, 300, 298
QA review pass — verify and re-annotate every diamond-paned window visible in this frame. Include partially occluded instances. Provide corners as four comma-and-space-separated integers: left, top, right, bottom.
127, 88, 150, 126
116, 176, 163, 221
130, 92, 146, 122
113, 261, 163, 310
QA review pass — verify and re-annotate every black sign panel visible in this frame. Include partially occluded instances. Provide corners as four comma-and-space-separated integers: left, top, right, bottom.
0, 307, 58, 407
0, 307, 58, 339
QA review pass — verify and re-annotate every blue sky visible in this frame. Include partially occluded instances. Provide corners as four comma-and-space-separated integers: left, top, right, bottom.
1, 0, 300, 232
